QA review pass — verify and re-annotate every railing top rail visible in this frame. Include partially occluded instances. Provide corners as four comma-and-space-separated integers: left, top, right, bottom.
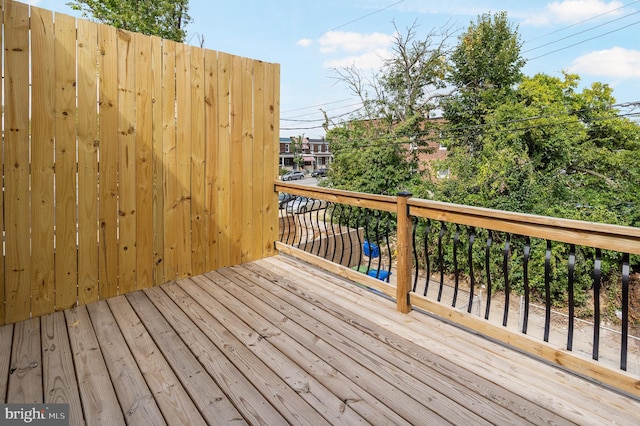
275, 182, 397, 213
409, 198, 640, 254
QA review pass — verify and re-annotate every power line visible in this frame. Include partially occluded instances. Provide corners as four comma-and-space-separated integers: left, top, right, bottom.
322, 0, 406, 34
523, 9, 640, 54
527, 19, 640, 61
524, 0, 640, 44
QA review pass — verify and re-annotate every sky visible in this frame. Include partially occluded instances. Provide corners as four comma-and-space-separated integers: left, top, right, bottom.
27, 0, 640, 138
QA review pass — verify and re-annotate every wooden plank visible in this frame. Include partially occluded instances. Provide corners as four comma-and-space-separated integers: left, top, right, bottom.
179, 276, 370, 425
175, 43, 192, 279
3, 0, 31, 323
0, 325, 13, 401
41, 312, 84, 424
54, 12, 79, 310
150, 284, 304, 425
409, 199, 640, 255
151, 36, 165, 287
251, 60, 265, 261
7, 319, 42, 403
30, 6, 57, 316
229, 54, 244, 266
262, 63, 280, 258
117, 29, 137, 294
98, 23, 120, 299
0, 0, 5, 325
240, 58, 255, 263
190, 46, 207, 275
86, 301, 165, 425
65, 306, 125, 425
107, 296, 207, 426
77, 18, 100, 305
134, 32, 154, 290
204, 49, 219, 271
125, 290, 244, 424
162, 40, 178, 282
216, 52, 232, 268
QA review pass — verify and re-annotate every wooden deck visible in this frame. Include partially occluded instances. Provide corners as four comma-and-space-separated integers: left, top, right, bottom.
1, 255, 639, 425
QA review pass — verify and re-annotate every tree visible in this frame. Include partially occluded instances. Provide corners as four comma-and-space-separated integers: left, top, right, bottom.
68, 0, 192, 42
325, 22, 453, 195
442, 12, 525, 153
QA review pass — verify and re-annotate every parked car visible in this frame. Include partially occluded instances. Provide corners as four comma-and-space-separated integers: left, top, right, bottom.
281, 171, 305, 181
278, 192, 295, 207
285, 197, 327, 214
311, 168, 327, 178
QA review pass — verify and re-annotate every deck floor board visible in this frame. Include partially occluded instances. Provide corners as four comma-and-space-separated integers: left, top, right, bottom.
1, 255, 639, 425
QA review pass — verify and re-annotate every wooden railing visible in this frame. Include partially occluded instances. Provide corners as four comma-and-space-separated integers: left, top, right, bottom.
275, 181, 640, 397
0, 0, 279, 324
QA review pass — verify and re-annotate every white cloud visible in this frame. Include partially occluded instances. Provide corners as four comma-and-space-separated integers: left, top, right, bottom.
523, 0, 624, 26
296, 38, 313, 48
318, 30, 394, 54
569, 47, 640, 78
323, 48, 392, 70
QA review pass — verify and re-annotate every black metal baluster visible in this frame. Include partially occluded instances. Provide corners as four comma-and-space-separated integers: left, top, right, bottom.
338, 205, 349, 267
452, 225, 460, 307
354, 208, 364, 269
309, 202, 319, 255
484, 231, 493, 320
522, 237, 531, 334
502, 234, 511, 327
593, 248, 602, 360
423, 219, 431, 297
322, 203, 333, 259
621, 252, 630, 371
364, 211, 373, 273
544, 240, 552, 342
345, 205, 355, 267
412, 217, 419, 292
437, 222, 446, 302
383, 213, 392, 283
567, 244, 576, 351
467, 227, 476, 314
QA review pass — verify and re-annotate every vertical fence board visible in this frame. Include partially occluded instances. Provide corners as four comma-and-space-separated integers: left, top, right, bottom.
230, 55, 244, 266
3, 1, 31, 323
151, 36, 165, 286
117, 29, 137, 294
216, 52, 232, 268
30, 6, 56, 316
262, 63, 279, 258
204, 50, 219, 272
241, 58, 254, 263
190, 47, 207, 275
252, 61, 266, 260
0, 0, 5, 324
176, 44, 192, 278
162, 40, 178, 281
98, 23, 120, 299
54, 12, 79, 310
135, 32, 154, 290
77, 18, 99, 305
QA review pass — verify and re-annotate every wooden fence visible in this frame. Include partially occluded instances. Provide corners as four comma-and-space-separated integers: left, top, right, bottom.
0, 0, 280, 324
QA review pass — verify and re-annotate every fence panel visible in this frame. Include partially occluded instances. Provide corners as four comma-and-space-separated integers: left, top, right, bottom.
0, 0, 280, 324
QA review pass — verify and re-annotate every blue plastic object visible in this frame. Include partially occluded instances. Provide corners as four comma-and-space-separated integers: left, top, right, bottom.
363, 240, 380, 258
368, 269, 391, 280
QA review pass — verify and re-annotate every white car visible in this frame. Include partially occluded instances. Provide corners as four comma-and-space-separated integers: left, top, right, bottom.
285, 197, 327, 214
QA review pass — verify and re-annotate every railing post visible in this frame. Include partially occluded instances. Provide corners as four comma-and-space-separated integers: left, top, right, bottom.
396, 191, 412, 314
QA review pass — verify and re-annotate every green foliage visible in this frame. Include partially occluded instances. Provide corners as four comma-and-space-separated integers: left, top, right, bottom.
68, 0, 191, 42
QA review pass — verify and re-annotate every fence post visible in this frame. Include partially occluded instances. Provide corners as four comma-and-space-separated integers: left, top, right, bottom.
396, 192, 413, 314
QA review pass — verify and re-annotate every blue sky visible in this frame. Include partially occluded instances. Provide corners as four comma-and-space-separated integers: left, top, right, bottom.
29, 0, 640, 138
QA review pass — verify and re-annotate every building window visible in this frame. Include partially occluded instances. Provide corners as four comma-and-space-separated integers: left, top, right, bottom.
285, 144, 290, 153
